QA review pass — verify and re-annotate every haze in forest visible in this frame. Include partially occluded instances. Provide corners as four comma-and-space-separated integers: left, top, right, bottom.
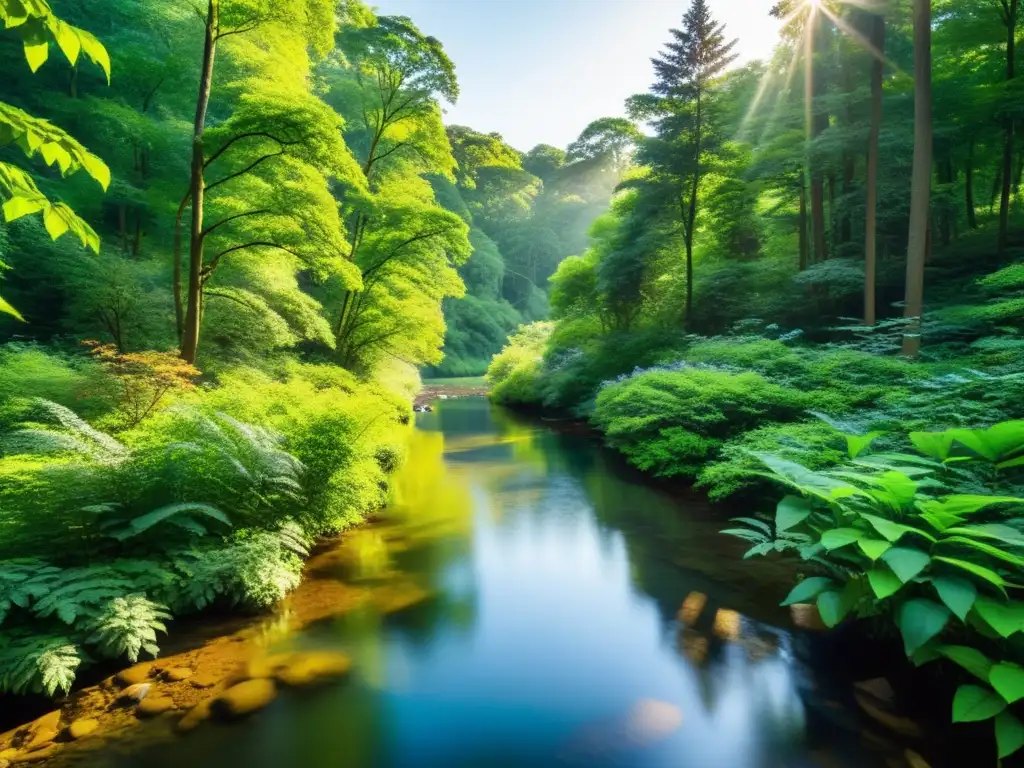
373, 0, 783, 150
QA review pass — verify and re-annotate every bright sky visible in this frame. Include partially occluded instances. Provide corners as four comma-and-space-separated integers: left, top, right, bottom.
371, 0, 783, 152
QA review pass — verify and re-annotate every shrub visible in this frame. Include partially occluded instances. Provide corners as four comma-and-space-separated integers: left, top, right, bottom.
725, 420, 1024, 761
592, 368, 808, 477
487, 322, 552, 406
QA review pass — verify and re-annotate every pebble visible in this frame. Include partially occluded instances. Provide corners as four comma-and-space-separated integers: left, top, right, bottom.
162, 667, 193, 682
212, 679, 277, 720
115, 663, 154, 687
136, 696, 175, 718
66, 718, 99, 740
117, 683, 152, 704
175, 699, 214, 734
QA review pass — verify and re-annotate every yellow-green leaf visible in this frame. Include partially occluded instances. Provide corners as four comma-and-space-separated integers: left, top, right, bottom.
2, 195, 44, 222
43, 204, 69, 240
0, 294, 24, 321
53, 19, 81, 65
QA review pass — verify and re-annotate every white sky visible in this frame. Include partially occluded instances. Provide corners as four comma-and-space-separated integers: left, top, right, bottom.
372, 0, 783, 151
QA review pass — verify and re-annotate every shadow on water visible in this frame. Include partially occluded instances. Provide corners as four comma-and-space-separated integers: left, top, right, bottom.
84, 397, 922, 768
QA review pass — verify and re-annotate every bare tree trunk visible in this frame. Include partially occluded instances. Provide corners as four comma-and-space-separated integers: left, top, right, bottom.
999, 0, 1018, 256
966, 138, 978, 229
809, 13, 830, 264
132, 212, 143, 256
902, 0, 932, 358
940, 159, 953, 246
799, 178, 809, 271
118, 204, 128, 252
180, 0, 217, 364
172, 193, 190, 342
865, 13, 884, 326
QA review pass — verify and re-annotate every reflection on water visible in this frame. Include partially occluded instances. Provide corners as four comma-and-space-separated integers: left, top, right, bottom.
95, 398, 888, 768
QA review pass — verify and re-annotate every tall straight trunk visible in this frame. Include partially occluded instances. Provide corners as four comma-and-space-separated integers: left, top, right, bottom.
180, 0, 217, 365
865, 13, 885, 326
799, 178, 809, 271
940, 159, 953, 246
132, 211, 143, 256
999, 0, 1018, 256
172, 193, 190, 342
902, 0, 932, 358
118, 204, 128, 252
966, 138, 978, 228
809, 13, 830, 263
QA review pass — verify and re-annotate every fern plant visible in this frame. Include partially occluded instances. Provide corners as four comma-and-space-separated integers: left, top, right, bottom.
0, 633, 81, 696
82, 595, 170, 663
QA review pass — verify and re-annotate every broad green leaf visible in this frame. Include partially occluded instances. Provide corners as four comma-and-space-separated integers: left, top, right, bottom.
946, 524, 1024, 548
951, 422, 1024, 463
816, 591, 851, 628
999, 456, 1024, 470
933, 557, 1007, 594
952, 684, 1006, 723
846, 431, 883, 459
937, 645, 992, 682
972, 597, 1024, 638
53, 19, 81, 65
2, 195, 44, 222
857, 537, 892, 560
820, 527, 864, 550
43, 205, 69, 240
781, 577, 833, 607
897, 598, 950, 656
0, 295, 24, 321
920, 495, 1024, 517
80, 153, 110, 191
881, 547, 931, 583
22, 38, 48, 72
910, 430, 955, 461
755, 453, 857, 502
867, 568, 903, 599
990, 663, 1024, 705
775, 494, 812, 532
932, 577, 977, 621
938, 536, 1024, 568
920, 510, 966, 533
861, 513, 935, 544
996, 712, 1024, 759
77, 29, 110, 83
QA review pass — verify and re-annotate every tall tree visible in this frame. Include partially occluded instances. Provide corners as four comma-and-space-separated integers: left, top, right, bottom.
998, 0, 1020, 256
864, 12, 886, 325
902, 0, 933, 357
628, 0, 738, 324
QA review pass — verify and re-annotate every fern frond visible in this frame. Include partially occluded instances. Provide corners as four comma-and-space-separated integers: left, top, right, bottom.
0, 633, 81, 696
82, 594, 171, 662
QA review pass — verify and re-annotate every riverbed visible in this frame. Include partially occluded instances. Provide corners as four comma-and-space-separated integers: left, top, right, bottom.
57, 397, 913, 767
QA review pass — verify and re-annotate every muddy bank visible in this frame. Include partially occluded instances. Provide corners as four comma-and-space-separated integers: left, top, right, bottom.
0, 524, 430, 767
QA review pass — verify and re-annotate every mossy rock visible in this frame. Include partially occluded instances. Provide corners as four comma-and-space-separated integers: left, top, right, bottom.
175, 699, 214, 734
211, 679, 277, 720
274, 652, 351, 688
137, 696, 176, 719
66, 719, 99, 740
115, 663, 154, 687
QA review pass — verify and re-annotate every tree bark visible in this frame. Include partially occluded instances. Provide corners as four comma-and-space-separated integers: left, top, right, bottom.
902, 0, 932, 358
940, 159, 953, 247
865, 13, 884, 326
999, 0, 1018, 256
809, 13, 830, 263
180, 0, 217, 364
799, 177, 809, 272
966, 138, 978, 229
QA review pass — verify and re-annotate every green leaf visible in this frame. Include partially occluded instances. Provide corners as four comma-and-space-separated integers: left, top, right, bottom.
996, 712, 1024, 759
820, 527, 864, 550
932, 577, 977, 621
933, 557, 1007, 594
881, 547, 931, 583
867, 568, 903, 599
952, 684, 1006, 723
775, 494, 812, 532
937, 645, 992, 682
951, 422, 1024, 463
861, 513, 935, 543
816, 590, 851, 628
897, 598, 950, 656
781, 576, 834, 606
42, 205, 69, 240
0, 295, 24, 321
938, 535, 1024, 567
114, 503, 230, 540
22, 38, 48, 72
998, 456, 1024, 470
2, 195, 44, 222
846, 431, 884, 459
919, 509, 966, 533
990, 663, 1024, 705
910, 430, 955, 461
972, 597, 1024, 638
921, 495, 1024, 517
857, 537, 892, 560
53, 20, 81, 65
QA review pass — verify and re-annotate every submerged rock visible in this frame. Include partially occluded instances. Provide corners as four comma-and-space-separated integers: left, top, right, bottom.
212, 679, 277, 720
162, 667, 193, 682
21, 711, 60, 753
175, 699, 214, 734
137, 696, 176, 718
274, 651, 351, 687
66, 719, 99, 741
10, 745, 57, 763
115, 663, 154, 687
189, 673, 219, 689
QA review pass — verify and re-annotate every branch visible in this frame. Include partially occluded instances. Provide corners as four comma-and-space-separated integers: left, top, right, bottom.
205, 131, 298, 169
204, 241, 305, 278
201, 209, 270, 239
371, 141, 409, 165
205, 149, 285, 193
361, 228, 451, 281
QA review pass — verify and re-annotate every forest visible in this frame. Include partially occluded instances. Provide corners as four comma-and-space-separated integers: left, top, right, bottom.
3, 0, 1024, 762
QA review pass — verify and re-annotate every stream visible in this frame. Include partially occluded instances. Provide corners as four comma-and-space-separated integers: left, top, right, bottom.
80, 397, 901, 767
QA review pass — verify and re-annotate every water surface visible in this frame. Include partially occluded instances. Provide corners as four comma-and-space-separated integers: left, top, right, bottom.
95, 398, 884, 767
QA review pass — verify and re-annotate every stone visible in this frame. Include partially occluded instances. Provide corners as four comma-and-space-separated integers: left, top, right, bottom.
855, 677, 895, 704
677, 591, 707, 626
273, 651, 351, 688
247, 653, 295, 680
117, 683, 152, 704
212, 679, 277, 720
854, 691, 922, 738
66, 719, 99, 741
136, 696, 175, 718
0, 758, 8, 768
0, 750, 16, 761
175, 699, 214, 734
162, 667, 193, 682
115, 663, 154, 687
10, 746, 57, 763
189, 673, 220, 689
21, 712, 60, 754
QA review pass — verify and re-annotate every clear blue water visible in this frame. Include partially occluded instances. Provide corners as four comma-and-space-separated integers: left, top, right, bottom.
90, 398, 882, 768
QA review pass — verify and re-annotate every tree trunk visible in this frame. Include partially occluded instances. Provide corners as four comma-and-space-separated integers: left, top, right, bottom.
939, 159, 953, 247
799, 178, 809, 272
865, 13, 884, 326
118, 204, 128, 252
132, 211, 143, 256
999, 0, 1018, 256
902, 0, 932, 358
966, 138, 978, 228
180, 0, 217, 365
809, 13, 830, 263
172, 193, 190, 342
